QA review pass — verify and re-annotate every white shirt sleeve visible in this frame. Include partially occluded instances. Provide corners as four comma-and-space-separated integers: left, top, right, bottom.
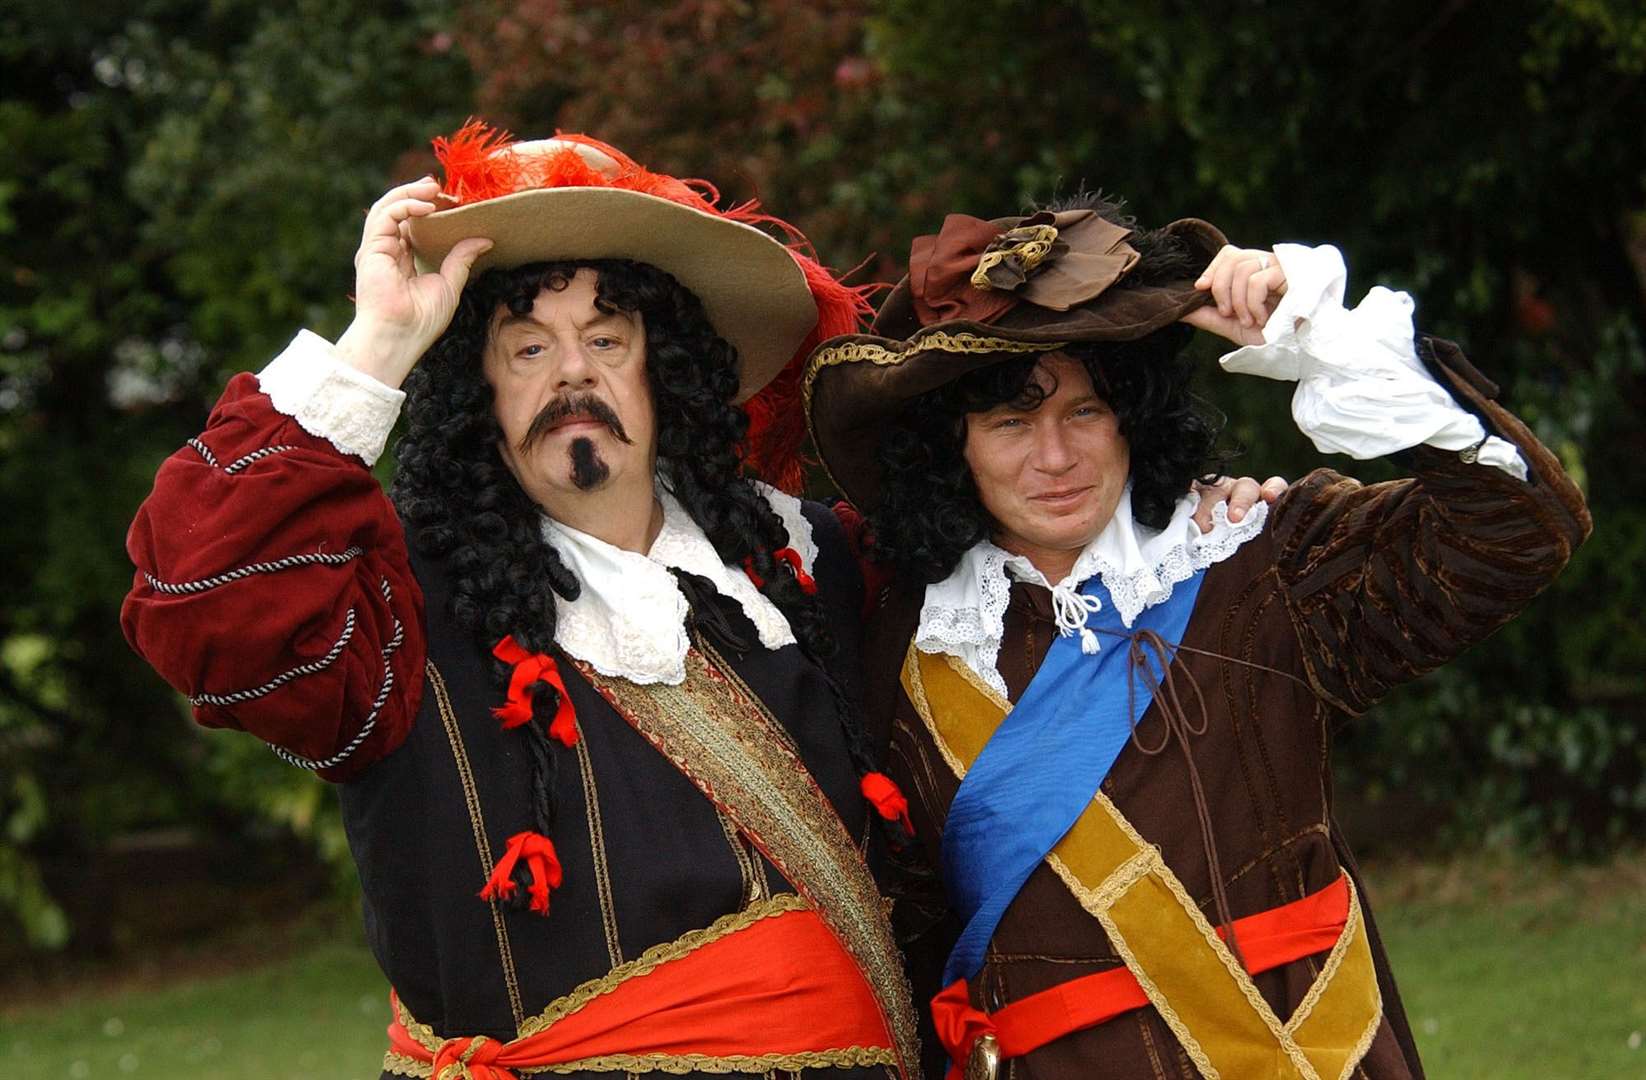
255, 330, 406, 466
1217, 244, 1526, 480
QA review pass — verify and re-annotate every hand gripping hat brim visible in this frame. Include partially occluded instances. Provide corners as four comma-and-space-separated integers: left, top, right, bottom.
407, 125, 859, 410
802, 212, 1227, 511
412, 186, 815, 405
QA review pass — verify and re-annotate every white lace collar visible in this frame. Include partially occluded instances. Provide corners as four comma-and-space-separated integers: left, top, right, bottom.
541, 479, 816, 685
914, 485, 1267, 698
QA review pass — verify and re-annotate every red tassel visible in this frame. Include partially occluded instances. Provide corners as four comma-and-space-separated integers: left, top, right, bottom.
860, 772, 913, 834
742, 548, 817, 596
479, 831, 563, 915
492, 636, 578, 744
772, 547, 818, 595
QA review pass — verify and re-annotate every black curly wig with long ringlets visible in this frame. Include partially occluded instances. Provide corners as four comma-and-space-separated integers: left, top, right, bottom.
868, 196, 1235, 585
391, 260, 891, 904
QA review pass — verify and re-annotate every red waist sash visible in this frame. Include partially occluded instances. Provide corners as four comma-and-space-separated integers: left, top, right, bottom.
388, 905, 896, 1080
932, 872, 1352, 1079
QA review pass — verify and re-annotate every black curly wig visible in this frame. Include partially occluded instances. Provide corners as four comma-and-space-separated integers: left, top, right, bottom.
868, 195, 1233, 585
390, 260, 890, 895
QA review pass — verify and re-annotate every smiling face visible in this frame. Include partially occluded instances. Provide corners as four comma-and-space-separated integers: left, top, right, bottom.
482, 268, 656, 513
961, 351, 1131, 583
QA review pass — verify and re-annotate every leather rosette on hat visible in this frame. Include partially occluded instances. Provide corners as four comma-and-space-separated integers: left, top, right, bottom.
910, 210, 1142, 326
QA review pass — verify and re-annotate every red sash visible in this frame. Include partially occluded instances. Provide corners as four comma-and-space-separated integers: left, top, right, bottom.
932, 873, 1352, 1079
387, 904, 895, 1080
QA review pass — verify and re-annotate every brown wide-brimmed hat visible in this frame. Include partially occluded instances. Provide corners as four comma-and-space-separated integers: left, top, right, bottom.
802, 206, 1227, 510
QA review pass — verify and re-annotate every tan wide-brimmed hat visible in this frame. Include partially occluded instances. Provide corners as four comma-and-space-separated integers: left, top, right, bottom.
408, 123, 866, 413
802, 206, 1226, 510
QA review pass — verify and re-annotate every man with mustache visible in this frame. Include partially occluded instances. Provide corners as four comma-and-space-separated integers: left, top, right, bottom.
122, 127, 929, 1079
804, 194, 1589, 1079
520, 393, 630, 490
121, 127, 1268, 1077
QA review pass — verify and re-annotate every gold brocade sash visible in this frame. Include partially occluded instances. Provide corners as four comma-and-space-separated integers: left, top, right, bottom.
903, 644, 1383, 1080
575, 643, 921, 1079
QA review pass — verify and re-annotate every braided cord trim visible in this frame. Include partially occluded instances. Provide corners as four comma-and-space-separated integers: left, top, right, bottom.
189, 607, 357, 707
224, 444, 298, 474
186, 438, 219, 467
143, 546, 364, 596
186, 439, 298, 474
272, 578, 405, 772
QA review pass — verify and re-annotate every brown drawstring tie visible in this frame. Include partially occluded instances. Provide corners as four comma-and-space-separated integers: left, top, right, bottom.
1106, 626, 1320, 974
1117, 626, 1248, 971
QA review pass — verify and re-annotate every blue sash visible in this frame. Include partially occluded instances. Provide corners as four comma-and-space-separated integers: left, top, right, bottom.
939, 570, 1205, 984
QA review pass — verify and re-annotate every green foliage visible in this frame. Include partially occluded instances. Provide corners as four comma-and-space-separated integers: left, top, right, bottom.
460, 0, 1645, 854
0, 0, 473, 950
2, 0, 1641, 954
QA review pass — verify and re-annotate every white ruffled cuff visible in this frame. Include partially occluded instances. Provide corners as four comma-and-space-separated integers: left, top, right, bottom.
256, 330, 406, 466
1218, 244, 1526, 480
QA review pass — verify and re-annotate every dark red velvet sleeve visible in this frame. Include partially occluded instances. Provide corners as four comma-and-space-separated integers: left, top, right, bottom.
121, 373, 425, 781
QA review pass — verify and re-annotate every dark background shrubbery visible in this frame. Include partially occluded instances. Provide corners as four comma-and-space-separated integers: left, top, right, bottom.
2, 0, 1642, 958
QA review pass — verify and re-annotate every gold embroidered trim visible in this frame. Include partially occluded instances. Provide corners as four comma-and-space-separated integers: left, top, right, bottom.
1284, 877, 1361, 1035
802, 334, 1068, 501
382, 1038, 892, 1077
1284, 877, 1385, 1080
972, 224, 1062, 289
904, 645, 1383, 1080
1145, 850, 1321, 1079
1096, 904, 1226, 1080
804, 332, 1067, 409
1083, 846, 1158, 912
1333, 995, 1385, 1080
573, 733, 624, 967
717, 807, 767, 904
383, 1050, 430, 1077
518, 1047, 897, 1075
428, 661, 525, 1030
576, 643, 920, 1077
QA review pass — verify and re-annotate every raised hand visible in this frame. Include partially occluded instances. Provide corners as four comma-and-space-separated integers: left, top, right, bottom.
1191, 474, 1289, 531
1181, 245, 1289, 347
335, 177, 493, 388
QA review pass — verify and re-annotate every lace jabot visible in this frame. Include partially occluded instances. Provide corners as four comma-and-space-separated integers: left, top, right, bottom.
914, 485, 1266, 697
542, 480, 816, 685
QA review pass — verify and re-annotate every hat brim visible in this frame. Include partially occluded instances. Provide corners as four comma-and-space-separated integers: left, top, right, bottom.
804, 217, 1226, 511
409, 187, 817, 404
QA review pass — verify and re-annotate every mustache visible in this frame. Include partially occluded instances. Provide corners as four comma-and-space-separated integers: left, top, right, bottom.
517, 393, 632, 454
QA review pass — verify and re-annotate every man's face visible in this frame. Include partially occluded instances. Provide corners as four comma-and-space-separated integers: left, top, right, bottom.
962, 352, 1130, 572
482, 268, 655, 510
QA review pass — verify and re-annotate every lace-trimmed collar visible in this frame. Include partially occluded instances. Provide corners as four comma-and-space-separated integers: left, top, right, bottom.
541, 479, 816, 685
914, 485, 1267, 697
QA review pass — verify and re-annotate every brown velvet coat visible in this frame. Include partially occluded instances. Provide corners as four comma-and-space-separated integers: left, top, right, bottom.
866, 339, 1590, 1080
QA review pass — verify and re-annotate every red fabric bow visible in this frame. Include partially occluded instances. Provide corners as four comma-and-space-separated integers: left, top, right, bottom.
859, 772, 913, 834
931, 979, 996, 1080
430, 1033, 514, 1080
479, 831, 564, 915
741, 547, 817, 596
492, 635, 577, 746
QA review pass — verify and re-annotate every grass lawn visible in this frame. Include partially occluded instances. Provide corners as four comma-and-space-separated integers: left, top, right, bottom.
3, 853, 1642, 1079
1367, 853, 1646, 1079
